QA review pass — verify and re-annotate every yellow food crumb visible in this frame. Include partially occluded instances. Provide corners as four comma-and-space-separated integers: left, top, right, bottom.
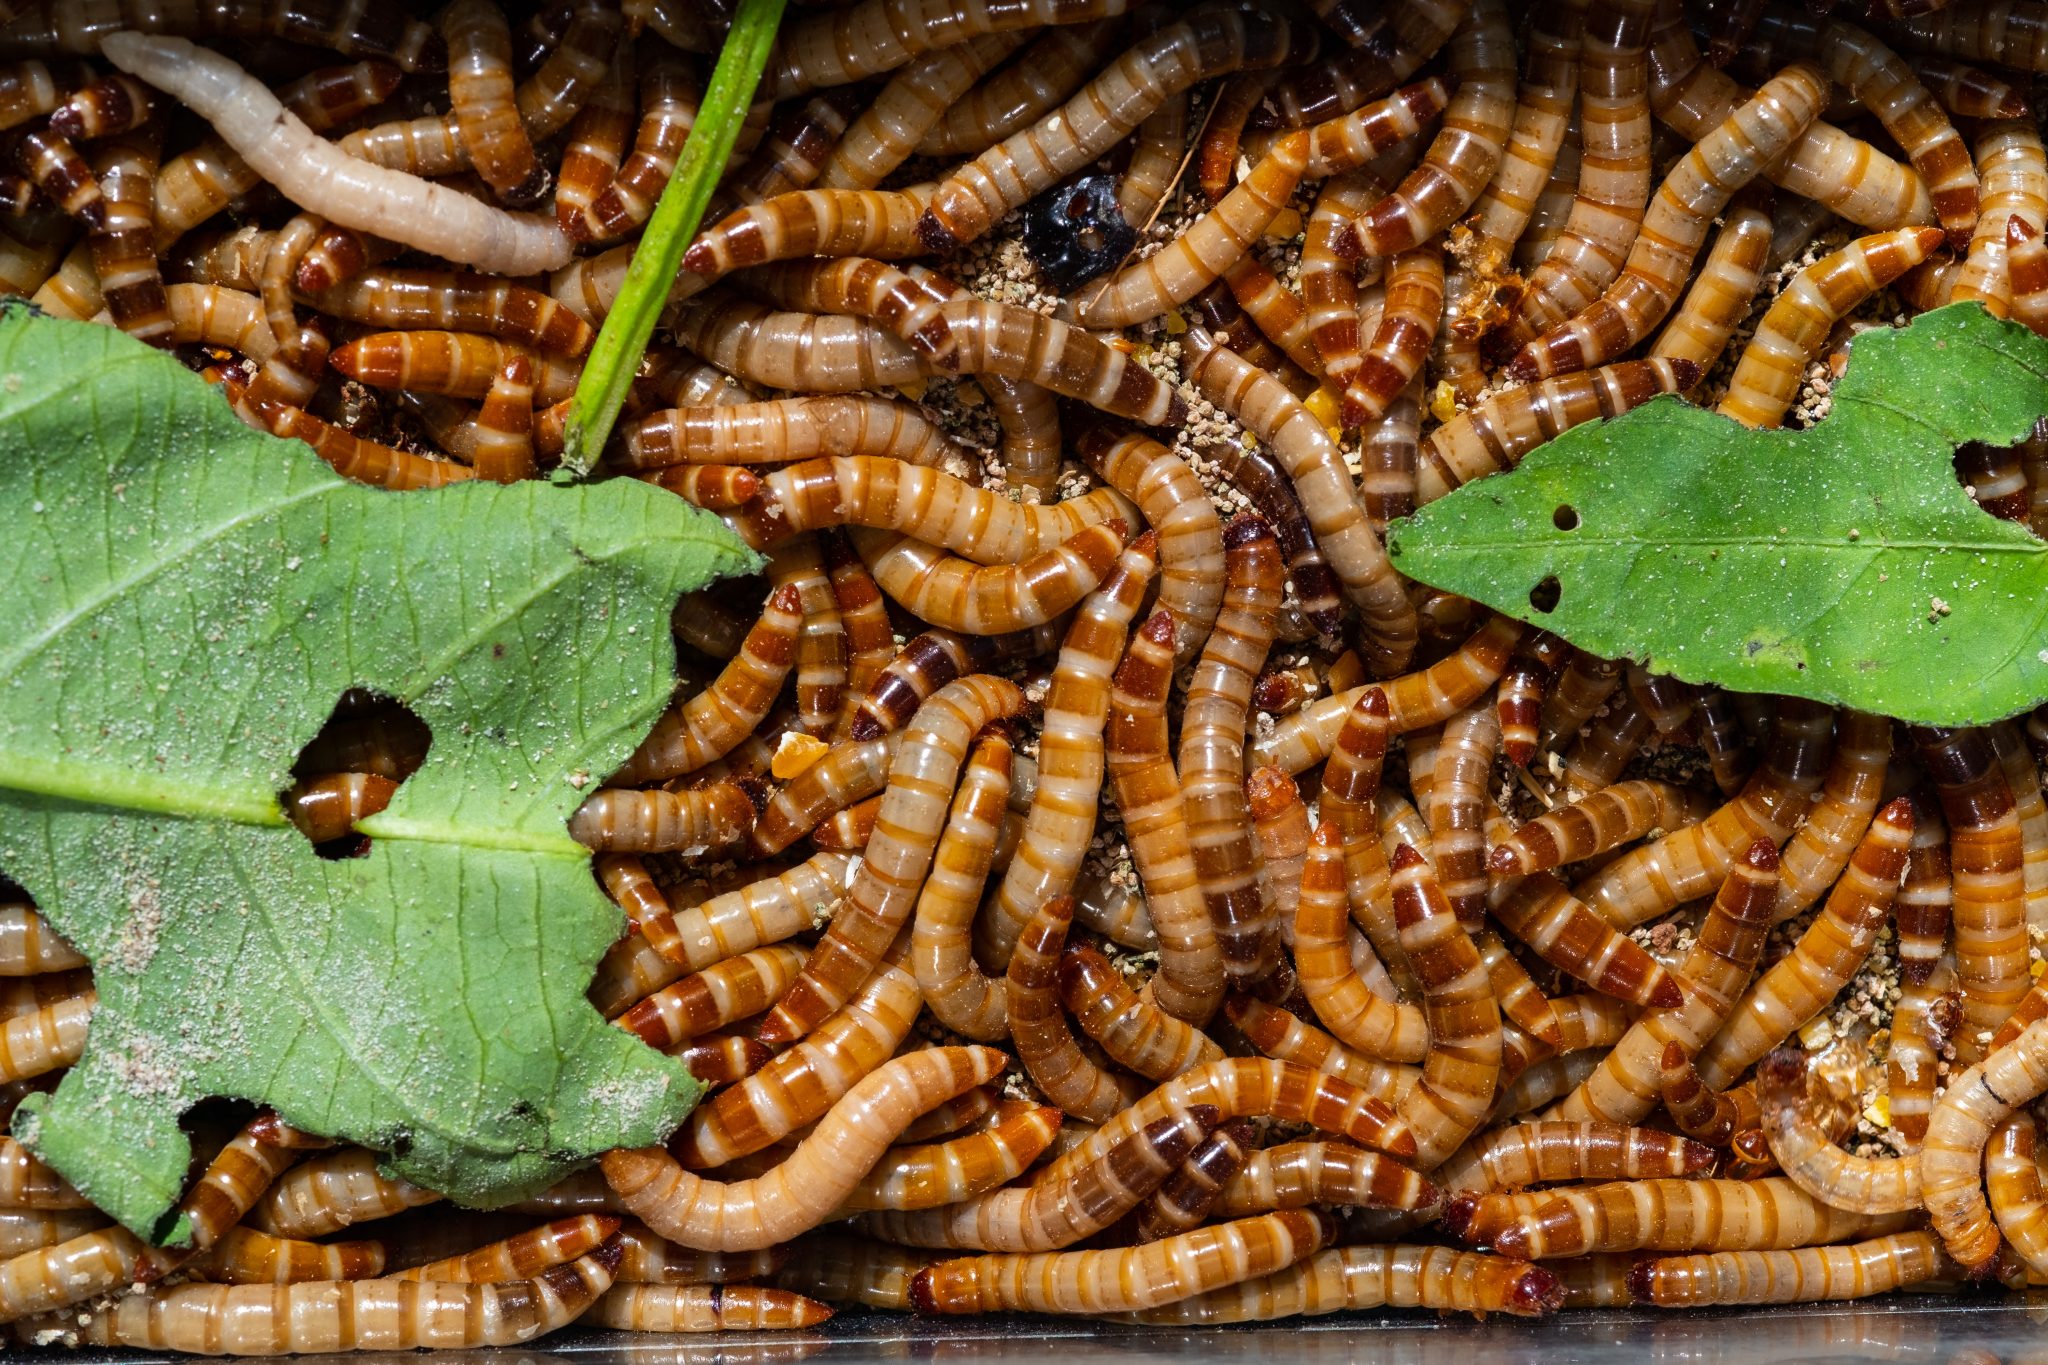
1163, 310, 1188, 335
1304, 386, 1342, 437
1430, 381, 1459, 423
1798, 1017, 1835, 1050
1864, 1094, 1890, 1129
1264, 208, 1304, 240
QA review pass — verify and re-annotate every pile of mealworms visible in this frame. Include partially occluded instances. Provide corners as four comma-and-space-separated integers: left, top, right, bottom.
9, 0, 2048, 1350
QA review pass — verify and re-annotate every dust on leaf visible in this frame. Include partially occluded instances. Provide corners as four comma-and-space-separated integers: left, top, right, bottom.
1387, 304, 2048, 726
0, 306, 760, 1239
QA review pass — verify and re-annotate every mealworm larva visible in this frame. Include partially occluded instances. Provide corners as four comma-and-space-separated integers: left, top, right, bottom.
611, 585, 801, 784
20, 1246, 620, 1354
81, 124, 173, 347
1129, 1120, 1253, 1242
1762, 710, 1895, 921
1756, 1047, 1919, 1214
1658, 1036, 1761, 1145
1267, 0, 1467, 129
1303, 77, 1457, 191
1415, 356, 1698, 503
329, 329, 577, 404
1352, 0, 1516, 260
602, 1045, 1006, 1252
1949, 118, 2048, 315
1695, 802, 1914, 1094
677, 186, 931, 289
748, 735, 897, 856
1492, 632, 1570, 769
919, 19, 1114, 158
1560, 687, 1653, 801
1176, 515, 1285, 982
612, 1225, 783, 1286
566, 780, 757, 854
1346, 244, 1445, 428
551, 42, 633, 230
1226, 996, 1421, 1100
246, 1146, 437, 1242
1489, 873, 1687, 1009
511, 0, 619, 142
1298, 169, 1380, 413
0, 1136, 85, 1209
1988, 1113, 2048, 1276
1907, 51, 2029, 116
674, 954, 920, 1169
897, 1086, 1003, 1144
723, 90, 847, 208
821, 32, 1026, 195
909, 730, 1013, 1040
0, 1210, 104, 1261
837, 1101, 1061, 1215
1074, 424, 1225, 662
1216, 1139, 1438, 1220
1535, 648, 1619, 754
761, 676, 1027, 1046
1250, 766, 1311, 930
1442, 1121, 1715, 1195
1387, 845, 1502, 1169
0, 989, 91, 1082
1486, 1175, 1913, 1258
1915, 725, 2029, 1059
0, 0, 443, 69
1922, 1016, 2048, 1267
1556, 840, 1779, 1125
1070, 131, 1307, 330
282, 771, 395, 843
1193, 411, 1346, 636
1646, 5, 1932, 229
1582, 699, 1835, 927
1429, 702, 1500, 926
1187, 334, 1415, 673
1266, 618, 1523, 778
13, 125, 100, 230
863, 1108, 1217, 1252
442, 0, 538, 200
915, 8, 1311, 251
307, 269, 592, 358
1510, 62, 1825, 380
975, 534, 1155, 966
1222, 253, 1330, 380
1498, 0, 1656, 358
468, 353, 535, 484
189, 1228, 383, 1286
825, 531, 896, 740
908, 1209, 1333, 1314
1626, 1231, 1955, 1306
622, 394, 959, 473
1491, 780, 1711, 876
1647, 185, 1774, 377
1004, 895, 1142, 1122
936, 298, 1185, 428
336, 112, 467, 177
568, 57, 691, 243
760, 0, 1121, 97
103, 35, 569, 274
394, 1214, 617, 1283
1890, 0, 2048, 71
848, 627, 1057, 745
1820, 21, 1976, 250
1061, 946, 1223, 1081
767, 1233, 930, 1310
1459, 0, 1583, 294
1104, 611, 1225, 1025
158, 1118, 304, 1264
1112, 1244, 1562, 1323
582, 1282, 832, 1332
614, 945, 806, 1053
0, 1226, 180, 1325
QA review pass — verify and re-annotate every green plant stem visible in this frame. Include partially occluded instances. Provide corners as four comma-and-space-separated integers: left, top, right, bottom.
559, 0, 785, 476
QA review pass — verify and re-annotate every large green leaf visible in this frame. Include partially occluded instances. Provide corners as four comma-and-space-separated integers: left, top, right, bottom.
1388, 304, 2048, 725
0, 306, 758, 1239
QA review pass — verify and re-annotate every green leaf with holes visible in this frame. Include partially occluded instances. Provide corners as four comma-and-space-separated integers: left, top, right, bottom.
1387, 304, 2048, 726
0, 305, 758, 1241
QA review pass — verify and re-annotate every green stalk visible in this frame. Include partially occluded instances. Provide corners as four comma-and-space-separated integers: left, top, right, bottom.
559, 0, 786, 477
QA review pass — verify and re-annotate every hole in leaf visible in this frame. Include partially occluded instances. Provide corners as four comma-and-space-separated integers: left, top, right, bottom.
1553, 504, 1581, 532
281, 689, 430, 859
1529, 576, 1562, 614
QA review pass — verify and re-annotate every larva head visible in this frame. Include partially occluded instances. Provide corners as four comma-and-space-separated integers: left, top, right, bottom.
1222, 510, 1276, 553
1389, 844, 1445, 930
1439, 1192, 1483, 1242
906, 1266, 940, 1314
1657, 1039, 1694, 1092
1507, 1266, 1565, 1317
1244, 765, 1300, 820
1624, 1256, 1658, 1305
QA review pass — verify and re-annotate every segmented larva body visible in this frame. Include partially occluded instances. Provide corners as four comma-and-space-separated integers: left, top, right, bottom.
1076, 426, 1226, 663
1360, 377, 1424, 534
1509, 61, 1825, 380
1756, 1049, 1920, 1215
0, 906, 83, 978
1130, 1120, 1254, 1242
1187, 334, 1414, 673
190, 1228, 383, 1285
19, 1248, 621, 1354
749, 736, 896, 856
0, 987, 91, 1081
1583, 700, 1835, 927
165, 1118, 304, 1261
1345, 244, 1446, 427
907, 1209, 1333, 1314
919, 20, 1114, 158
441, 0, 538, 200
1440, 1121, 1714, 1193
914, 9, 1313, 251
1820, 21, 1976, 251
1350, 0, 1515, 261
864, 1108, 1217, 1252
678, 187, 931, 291
1489, 873, 1685, 1009
1556, 841, 1779, 1125
1061, 946, 1222, 1080
1907, 52, 2030, 118
1692, 803, 1915, 1094
624, 395, 958, 472
394, 1214, 617, 1283
1460, 0, 1583, 274
1227, 996, 1421, 1101
613, 945, 807, 1053
327, 329, 575, 403
911, 730, 1014, 1040
1891, 2, 2048, 75
674, 955, 919, 1169
1988, 1114, 2048, 1277
307, 269, 592, 358
248, 1147, 438, 1240
816, 32, 1020, 193
1948, 118, 2048, 315
610, 586, 801, 785
565, 780, 757, 854
1416, 357, 1699, 504
1769, 710, 1895, 921
1921, 1017, 2048, 1268
602, 1045, 1006, 1252
935, 298, 1186, 427
1491, 780, 1709, 876
1559, 687, 1652, 801
1645, 4, 1933, 229
1626, 1232, 1955, 1306
1648, 187, 1774, 378
1114, 1243, 1562, 1323
837, 1101, 1062, 1215
1249, 765, 1311, 929
1386, 845, 1503, 1169
1069, 131, 1308, 331
550, 43, 634, 230
1915, 725, 2029, 1059
1294, 823, 1429, 1064
581, 1282, 833, 1332
1484, 1175, 1914, 1259
1004, 894, 1139, 1122
1501, 0, 1655, 355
